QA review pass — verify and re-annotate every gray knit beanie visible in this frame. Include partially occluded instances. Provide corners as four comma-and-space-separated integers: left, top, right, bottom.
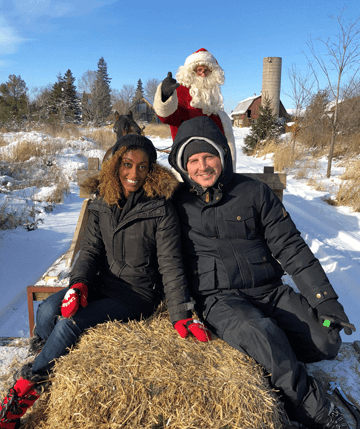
182, 139, 220, 168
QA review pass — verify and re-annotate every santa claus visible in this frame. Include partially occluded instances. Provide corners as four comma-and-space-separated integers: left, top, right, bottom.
153, 48, 236, 167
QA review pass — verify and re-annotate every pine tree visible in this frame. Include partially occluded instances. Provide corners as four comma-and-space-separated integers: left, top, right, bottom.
47, 74, 66, 121
0, 75, 28, 126
63, 69, 81, 123
133, 79, 144, 102
91, 57, 112, 125
243, 96, 281, 153
81, 91, 92, 124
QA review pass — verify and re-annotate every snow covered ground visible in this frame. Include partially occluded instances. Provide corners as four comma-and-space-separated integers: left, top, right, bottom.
0, 126, 359, 425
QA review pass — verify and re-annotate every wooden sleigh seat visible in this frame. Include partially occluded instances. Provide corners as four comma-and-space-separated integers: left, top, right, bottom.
27, 159, 286, 337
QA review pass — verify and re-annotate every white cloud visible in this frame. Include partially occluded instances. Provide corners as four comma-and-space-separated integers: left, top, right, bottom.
0, 0, 116, 56
0, 17, 29, 54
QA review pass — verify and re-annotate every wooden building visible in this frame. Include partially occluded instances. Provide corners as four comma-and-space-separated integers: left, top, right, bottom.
230, 94, 289, 127
130, 97, 159, 123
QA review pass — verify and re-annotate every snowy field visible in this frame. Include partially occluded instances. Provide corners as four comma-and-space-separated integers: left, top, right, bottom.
0, 126, 359, 425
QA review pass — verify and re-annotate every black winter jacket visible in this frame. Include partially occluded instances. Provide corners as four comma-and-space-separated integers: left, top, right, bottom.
168, 116, 338, 309
69, 165, 193, 324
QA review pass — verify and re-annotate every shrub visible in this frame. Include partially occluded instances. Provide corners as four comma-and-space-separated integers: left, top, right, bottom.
336, 160, 360, 212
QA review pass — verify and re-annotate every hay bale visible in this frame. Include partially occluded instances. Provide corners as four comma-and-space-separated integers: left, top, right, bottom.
23, 308, 285, 429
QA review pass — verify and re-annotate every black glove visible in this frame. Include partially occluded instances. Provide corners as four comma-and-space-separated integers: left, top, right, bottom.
316, 299, 353, 335
161, 72, 179, 102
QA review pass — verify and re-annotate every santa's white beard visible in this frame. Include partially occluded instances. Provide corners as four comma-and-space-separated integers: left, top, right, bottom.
176, 66, 225, 116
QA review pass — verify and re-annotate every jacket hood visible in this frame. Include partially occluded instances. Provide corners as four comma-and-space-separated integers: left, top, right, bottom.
81, 162, 179, 202
168, 116, 234, 191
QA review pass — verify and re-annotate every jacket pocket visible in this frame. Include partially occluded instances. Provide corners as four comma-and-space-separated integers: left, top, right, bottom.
192, 258, 216, 291
222, 207, 256, 239
109, 260, 127, 277
243, 245, 278, 287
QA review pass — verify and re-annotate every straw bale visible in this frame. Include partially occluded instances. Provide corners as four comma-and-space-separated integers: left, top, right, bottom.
22, 308, 285, 429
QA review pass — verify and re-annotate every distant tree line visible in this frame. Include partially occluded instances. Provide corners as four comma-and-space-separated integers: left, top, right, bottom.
0, 56, 160, 128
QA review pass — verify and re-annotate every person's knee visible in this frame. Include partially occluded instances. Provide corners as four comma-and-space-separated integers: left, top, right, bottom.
236, 317, 280, 349
56, 316, 82, 339
35, 303, 60, 339
315, 329, 341, 360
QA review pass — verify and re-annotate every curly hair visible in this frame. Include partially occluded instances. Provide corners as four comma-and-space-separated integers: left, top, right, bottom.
98, 147, 179, 207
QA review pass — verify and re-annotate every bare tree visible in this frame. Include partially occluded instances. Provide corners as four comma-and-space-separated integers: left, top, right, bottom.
78, 70, 97, 95
78, 70, 97, 124
144, 78, 160, 104
286, 64, 315, 152
111, 84, 135, 114
305, 9, 360, 177
30, 85, 53, 122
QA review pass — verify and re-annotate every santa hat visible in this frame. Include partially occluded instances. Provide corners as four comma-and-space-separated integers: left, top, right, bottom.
184, 48, 218, 69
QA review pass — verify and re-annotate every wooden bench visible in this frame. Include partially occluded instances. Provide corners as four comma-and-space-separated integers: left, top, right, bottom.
242, 166, 286, 202
26, 160, 286, 337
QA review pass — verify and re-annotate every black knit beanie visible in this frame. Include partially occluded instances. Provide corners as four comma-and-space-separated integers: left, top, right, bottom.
182, 139, 220, 169
112, 134, 157, 169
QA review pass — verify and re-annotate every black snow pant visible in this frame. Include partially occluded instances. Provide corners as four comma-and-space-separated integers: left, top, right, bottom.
196, 284, 342, 427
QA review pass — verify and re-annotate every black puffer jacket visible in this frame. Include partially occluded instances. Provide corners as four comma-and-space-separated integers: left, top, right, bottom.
168, 116, 338, 309
69, 164, 193, 324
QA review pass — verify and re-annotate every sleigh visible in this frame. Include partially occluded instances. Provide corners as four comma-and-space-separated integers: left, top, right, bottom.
26, 159, 286, 337
21, 160, 360, 426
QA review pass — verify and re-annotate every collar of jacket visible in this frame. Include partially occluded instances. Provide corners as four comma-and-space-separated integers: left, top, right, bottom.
189, 182, 224, 204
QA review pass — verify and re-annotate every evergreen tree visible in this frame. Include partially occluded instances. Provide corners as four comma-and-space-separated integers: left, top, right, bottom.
47, 74, 66, 121
243, 96, 281, 153
133, 79, 144, 102
91, 57, 112, 125
81, 91, 93, 124
0, 75, 28, 125
46, 70, 81, 123
63, 69, 81, 123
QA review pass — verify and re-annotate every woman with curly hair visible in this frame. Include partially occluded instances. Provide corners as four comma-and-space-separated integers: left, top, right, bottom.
0, 134, 210, 429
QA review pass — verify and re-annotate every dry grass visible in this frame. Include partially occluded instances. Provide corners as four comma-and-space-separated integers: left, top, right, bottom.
255, 140, 279, 158
20, 308, 284, 429
84, 128, 116, 152
0, 140, 68, 164
0, 136, 7, 147
254, 140, 299, 173
0, 201, 29, 231
335, 160, 360, 212
144, 123, 172, 139
306, 178, 327, 192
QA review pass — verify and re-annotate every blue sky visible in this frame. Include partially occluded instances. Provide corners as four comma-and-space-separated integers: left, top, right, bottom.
1, 0, 360, 113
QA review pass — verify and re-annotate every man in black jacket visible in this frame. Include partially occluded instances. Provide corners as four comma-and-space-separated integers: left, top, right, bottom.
168, 116, 354, 429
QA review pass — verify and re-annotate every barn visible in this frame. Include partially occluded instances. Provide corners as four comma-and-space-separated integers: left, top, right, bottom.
230, 94, 289, 128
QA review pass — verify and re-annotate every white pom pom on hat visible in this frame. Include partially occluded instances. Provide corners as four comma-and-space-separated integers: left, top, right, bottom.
184, 48, 218, 68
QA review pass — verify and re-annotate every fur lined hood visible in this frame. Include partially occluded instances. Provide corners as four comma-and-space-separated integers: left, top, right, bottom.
81, 150, 179, 205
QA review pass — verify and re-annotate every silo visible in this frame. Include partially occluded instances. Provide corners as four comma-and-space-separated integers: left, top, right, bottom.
261, 57, 282, 118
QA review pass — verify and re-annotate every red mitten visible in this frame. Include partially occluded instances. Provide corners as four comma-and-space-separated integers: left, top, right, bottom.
174, 318, 211, 342
61, 283, 88, 318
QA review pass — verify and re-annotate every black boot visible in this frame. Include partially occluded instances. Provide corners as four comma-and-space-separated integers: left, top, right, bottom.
29, 332, 46, 355
323, 405, 350, 429
318, 403, 350, 429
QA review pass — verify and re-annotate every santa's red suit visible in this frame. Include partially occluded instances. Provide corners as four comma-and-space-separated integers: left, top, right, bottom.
153, 48, 236, 167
